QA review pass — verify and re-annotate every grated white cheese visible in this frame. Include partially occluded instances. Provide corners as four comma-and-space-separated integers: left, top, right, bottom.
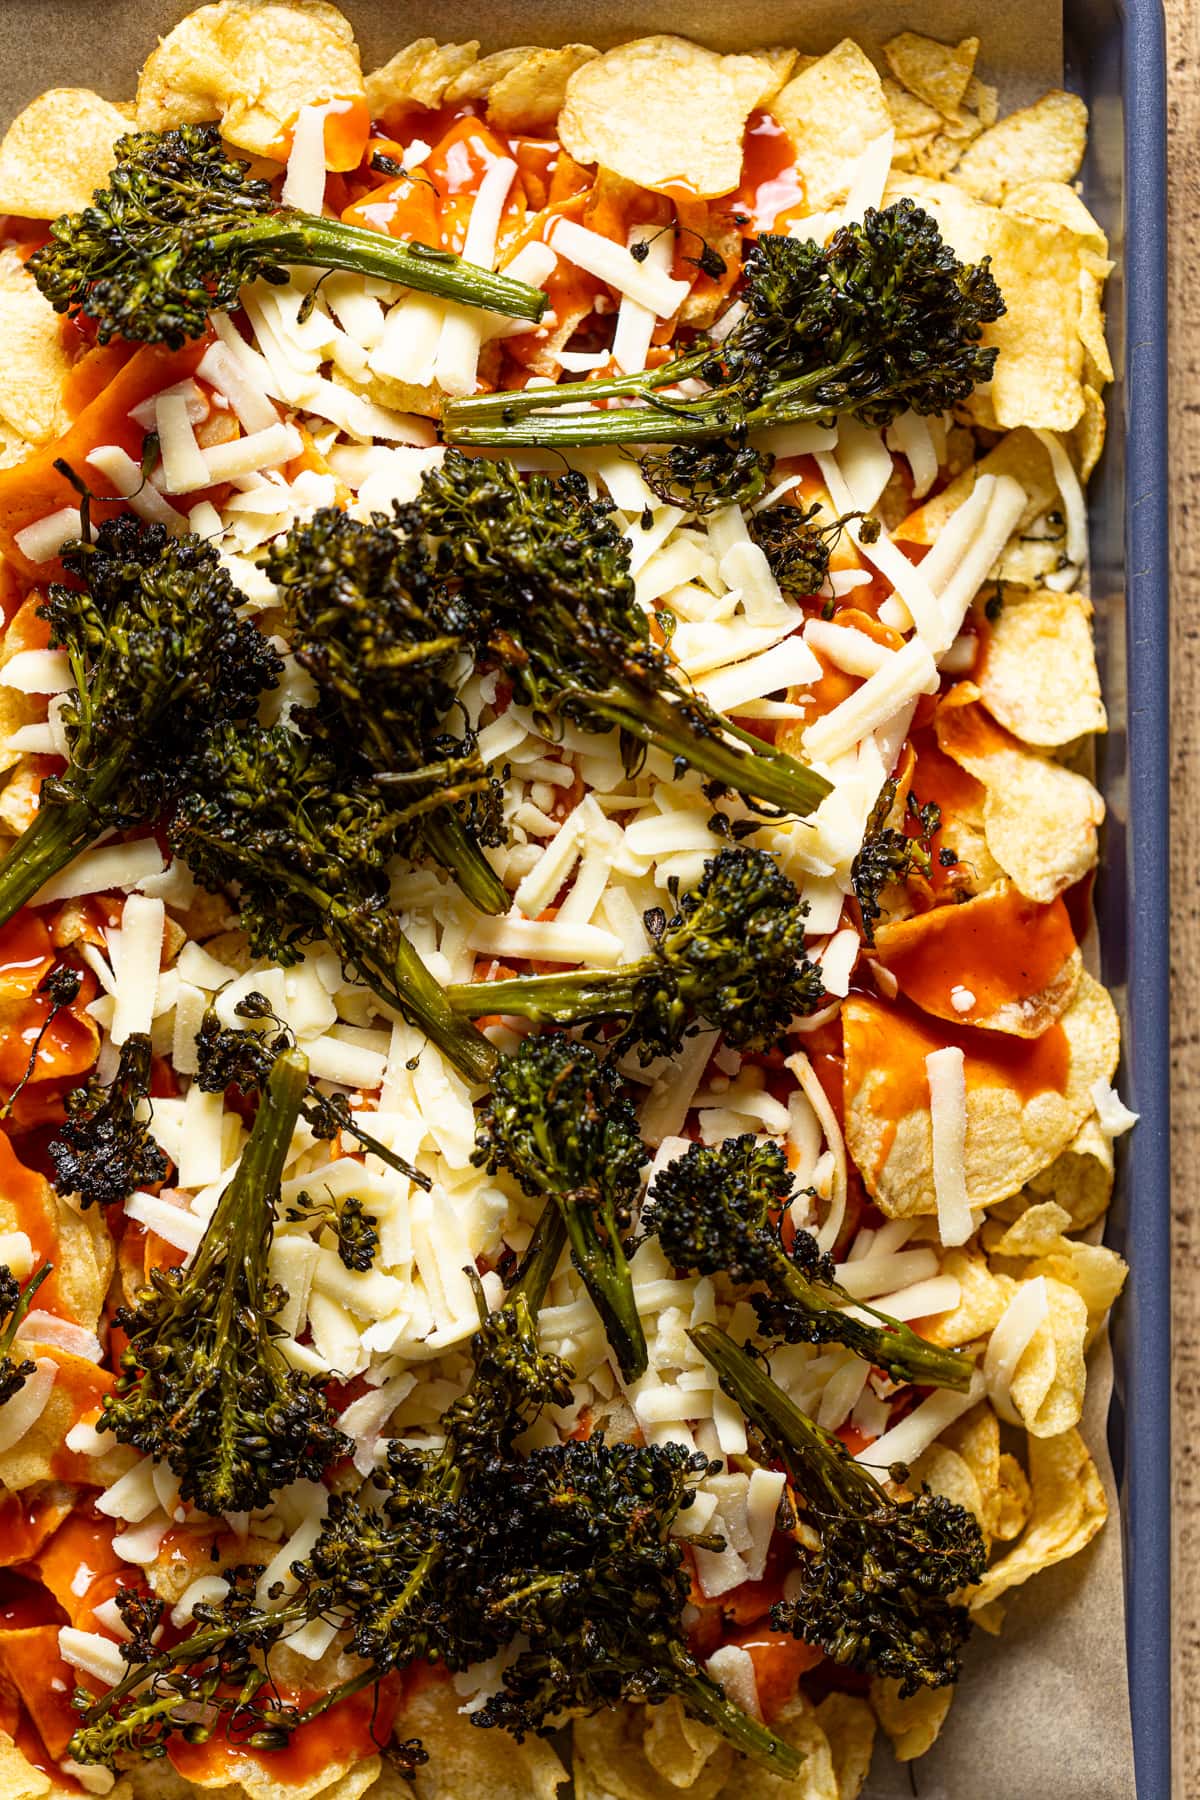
803, 617, 892, 679
466, 912, 623, 968
1034, 428, 1088, 571
803, 637, 939, 764
109, 893, 164, 1045
435, 156, 518, 397
197, 340, 279, 433
85, 447, 187, 532
889, 410, 939, 498
926, 1046, 973, 1247
696, 632, 822, 713
854, 1369, 985, 1466
0, 648, 72, 693
550, 218, 689, 317
35, 838, 166, 905
835, 416, 894, 513
840, 129, 896, 223
202, 422, 303, 482
125, 1191, 205, 1256
281, 103, 331, 214
984, 1278, 1050, 1425
1089, 1078, 1139, 1138
14, 506, 88, 563
155, 391, 211, 494
0, 1358, 55, 1451
59, 1628, 128, 1688
612, 221, 674, 375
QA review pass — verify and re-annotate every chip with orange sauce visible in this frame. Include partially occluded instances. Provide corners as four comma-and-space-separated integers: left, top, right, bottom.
872, 882, 1082, 1037
558, 36, 795, 201
934, 687, 1105, 904
136, 0, 367, 168
842, 970, 1119, 1220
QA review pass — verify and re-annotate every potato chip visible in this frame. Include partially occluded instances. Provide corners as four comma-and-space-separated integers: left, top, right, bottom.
934, 687, 1105, 903
970, 1425, 1106, 1609
869, 1679, 954, 1761
951, 91, 1089, 203
137, 0, 366, 166
403, 1677, 567, 1800
1024, 1114, 1114, 1227
0, 1729, 52, 1800
771, 40, 893, 212
0, 1346, 127, 1491
1007, 1274, 1088, 1435
872, 883, 1082, 1036
484, 46, 599, 131
576, 1706, 733, 1800
911, 1442, 986, 1530
0, 88, 131, 220
231, 1755, 381, 1800
883, 77, 943, 169
642, 1696, 724, 1789
1074, 383, 1107, 480
940, 1401, 1004, 1534
995, 1449, 1033, 1540
559, 37, 793, 201
842, 970, 1119, 1219
366, 39, 480, 116
967, 78, 1000, 128
917, 1249, 1014, 1347
0, 249, 71, 447
1003, 178, 1108, 257
1027, 1242, 1128, 1339
989, 1200, 1073, 1257
1077, 269, 1115, 386
977, 589, 1106, 748
886, 173, 1094, 431
882, 33, 979, 122
715, 1695, 838, 1800
0, 685, 38, 779
812, 1693, 875, 1800
0, 763, 44, 835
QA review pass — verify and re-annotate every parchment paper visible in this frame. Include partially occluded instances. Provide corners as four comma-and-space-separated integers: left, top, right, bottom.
0, 2, 1135, 1795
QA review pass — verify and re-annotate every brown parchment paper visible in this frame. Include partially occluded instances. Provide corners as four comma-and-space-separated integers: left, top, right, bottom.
0, 2, 1134, 1795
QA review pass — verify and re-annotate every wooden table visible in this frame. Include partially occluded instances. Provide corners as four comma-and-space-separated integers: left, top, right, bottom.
1167, 2, 1196, 1793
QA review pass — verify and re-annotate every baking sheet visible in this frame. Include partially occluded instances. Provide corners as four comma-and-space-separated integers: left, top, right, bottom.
0, 2, 1137, 1795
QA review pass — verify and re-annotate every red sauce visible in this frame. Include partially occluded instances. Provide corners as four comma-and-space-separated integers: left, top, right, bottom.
168, 1675, 402, 1786
732, 113, 807, 235
731, 1627, 824, 1721
842, 993, 1071, 1185
873, 887, 1078, 1029
0, 1490, 74, 1570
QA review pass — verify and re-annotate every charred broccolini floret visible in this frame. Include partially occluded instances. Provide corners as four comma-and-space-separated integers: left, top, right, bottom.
69, 1271, 572, 1771
0, 516, 280, 930
193, 994, 429, 1188
748, 499, 878, 601
636, 440, 774, 515
646, 1136, 971, 1391
468, 1435, 802, 1777
169, 723, 498, 1084
28, 125, 545, 347
287, 1189, 379, 1272
414, 453, 830, 818
692, 1324, 987, 1695
851, 778, 943, 944
473, 1035, 648, 1381
261, 506, 508, 916
97, 1047, 347, 1515
442, 201, 1004, 447
449, 848, 824, 1061
0, 1263, 51, 1406
48, 1034, 168, 1211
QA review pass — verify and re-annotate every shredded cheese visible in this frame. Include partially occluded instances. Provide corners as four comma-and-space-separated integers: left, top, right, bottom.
550, 218, 689, 317
926, 1045, 974, 1247
984, 1278, 1050, 1424
804, 637, 938, 764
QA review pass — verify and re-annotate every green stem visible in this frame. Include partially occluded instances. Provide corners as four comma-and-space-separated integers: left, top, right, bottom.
802, 1267, 973, 1392
0, 790, 111, 929
442, 346, 713, 429
335, 917, 499, 1084
448, 968, 640, 1025
559, 1192, 647, 1382
0, 1262, 51, 1357
671, 1662, 804, 1777
508, 1200, 568, 1312
220, 215, 546, 322
419, 807, 509, 916
689, 1323, 882, 1513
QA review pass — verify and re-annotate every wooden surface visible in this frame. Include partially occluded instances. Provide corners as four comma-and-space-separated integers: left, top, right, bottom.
1168, 1, 1196, 1793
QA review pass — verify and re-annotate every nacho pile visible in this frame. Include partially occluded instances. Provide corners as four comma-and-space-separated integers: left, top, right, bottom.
0, 9, 1128, 1799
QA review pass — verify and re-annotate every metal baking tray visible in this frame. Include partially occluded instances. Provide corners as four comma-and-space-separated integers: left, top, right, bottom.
1067, 2, 1171, 1793
0, 0, 1171, 1790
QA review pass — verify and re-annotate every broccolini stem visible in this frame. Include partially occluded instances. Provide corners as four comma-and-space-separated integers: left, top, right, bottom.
207, 215, 546, 322
291, 1663, 382, 1728
690, 1322, 883, 1513
448, 969, 641, 1026
785, 1266, 973, 1392
418, 808, 509, 916
559, 1190, 647, 1382
442, 362, 854, 449
442, 346, 714, 429
331, 916, 499, 1084
583, 682, 830, 817
0, 759, 125, 928
508, 1201, 569, 1312
668, 1660, 804, 1777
